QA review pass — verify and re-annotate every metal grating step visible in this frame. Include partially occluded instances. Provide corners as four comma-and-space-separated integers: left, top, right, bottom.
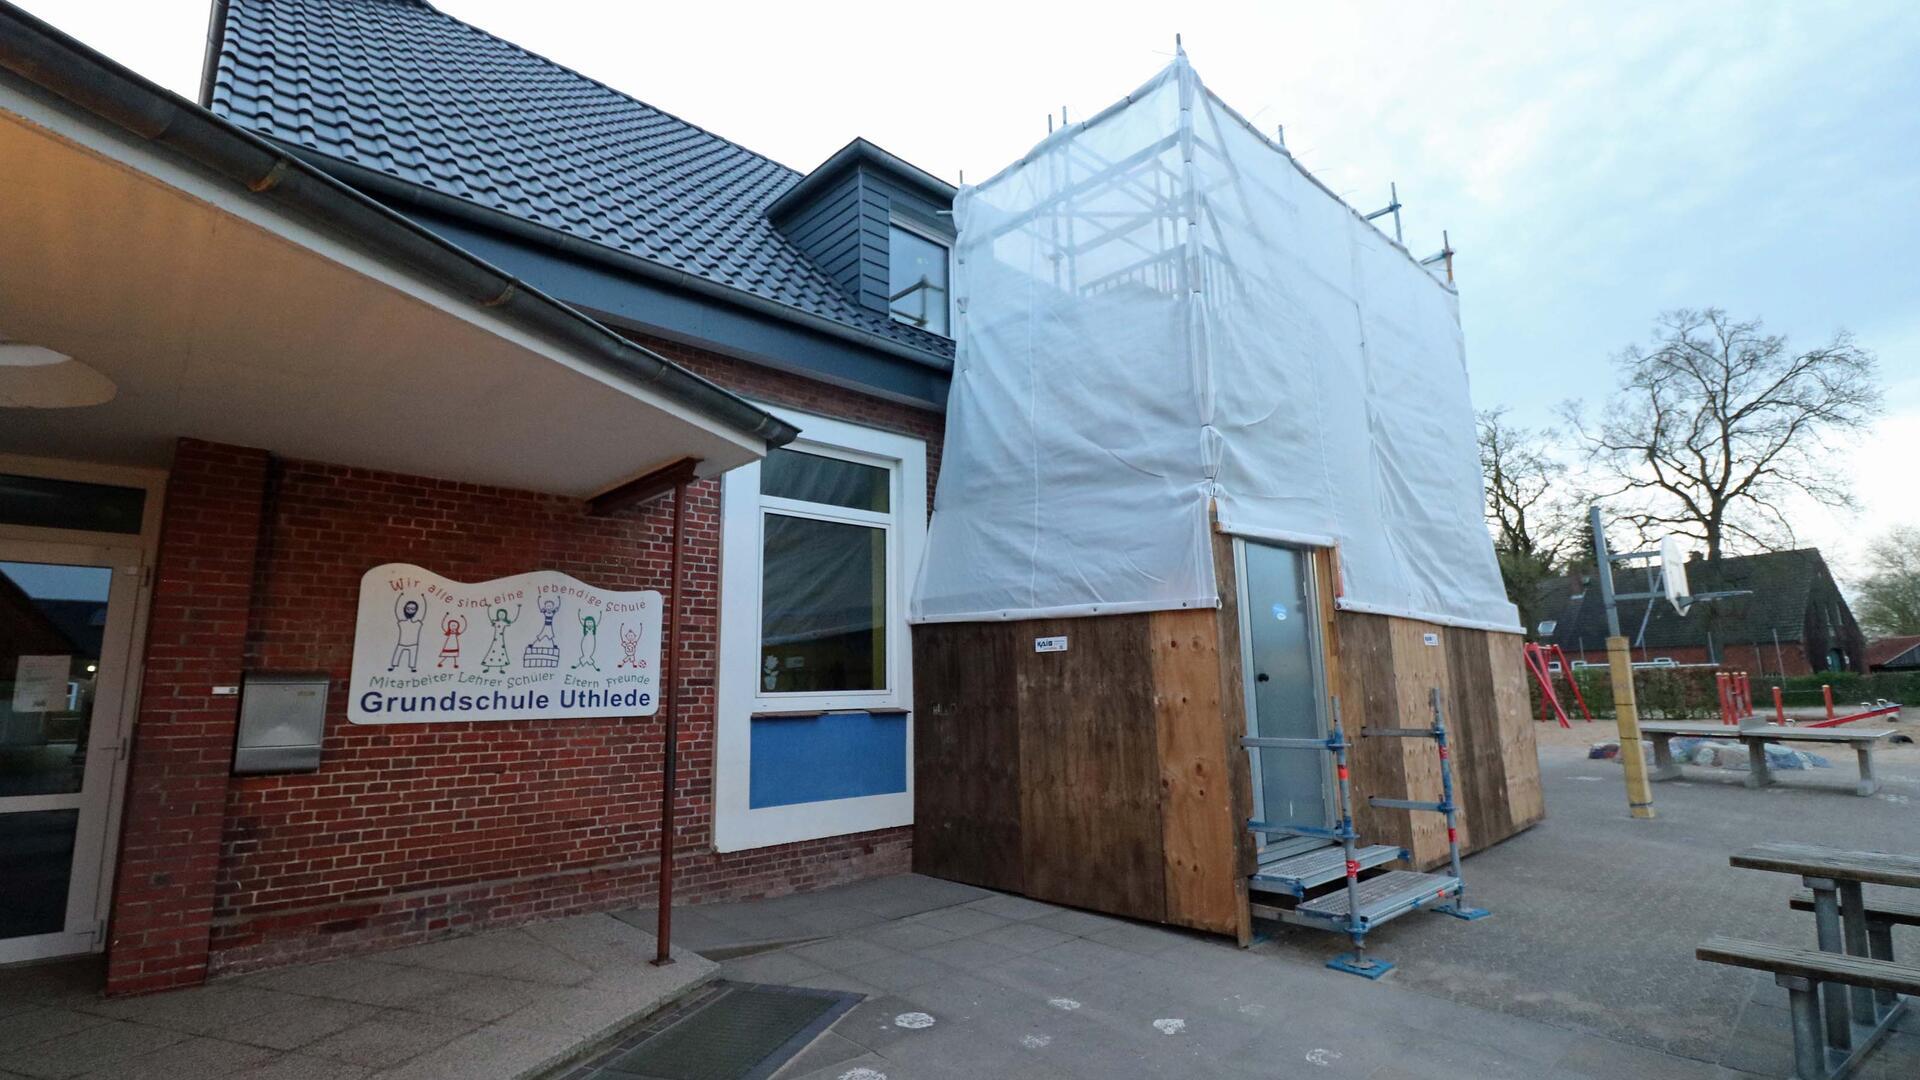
1249, 844, 1404, 898
1290, 870, 1460, 931
580, 982, 861, 1080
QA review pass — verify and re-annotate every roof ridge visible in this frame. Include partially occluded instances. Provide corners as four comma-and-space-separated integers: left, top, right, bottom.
406, 0, 804, 184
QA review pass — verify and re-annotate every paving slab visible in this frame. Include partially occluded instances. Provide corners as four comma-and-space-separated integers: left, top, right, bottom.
627, 743, 1920, 1080
0, 913, 712, 1080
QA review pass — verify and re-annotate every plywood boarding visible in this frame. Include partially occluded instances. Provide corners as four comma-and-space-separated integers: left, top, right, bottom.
1329, 611, 1414, 859
1215, 533, 1256, 940
1329, 610, 1541, 869
911, 622, 1024, 893
1386, 618, 1464, 864
1149, 608, 1245, 937
911, 587, 1540, 935
1446, 625, 1512, 844
1486, 632, 1546, 829
1014, 614, 1168, 920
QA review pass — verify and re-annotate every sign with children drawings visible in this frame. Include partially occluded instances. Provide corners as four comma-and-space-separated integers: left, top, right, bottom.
348, 564, 660, 724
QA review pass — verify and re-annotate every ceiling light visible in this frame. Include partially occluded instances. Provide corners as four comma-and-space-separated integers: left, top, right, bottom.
0, 343, 116, 408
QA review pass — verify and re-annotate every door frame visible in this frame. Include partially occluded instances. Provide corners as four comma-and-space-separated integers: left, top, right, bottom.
1232, 537, 1336, 861
0, 454, 163, 962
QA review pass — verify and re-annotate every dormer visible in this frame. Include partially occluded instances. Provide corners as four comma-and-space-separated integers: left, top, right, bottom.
768, 139, 957, 337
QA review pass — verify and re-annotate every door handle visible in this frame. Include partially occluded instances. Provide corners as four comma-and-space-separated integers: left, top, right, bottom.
1255, 673, 1270, 683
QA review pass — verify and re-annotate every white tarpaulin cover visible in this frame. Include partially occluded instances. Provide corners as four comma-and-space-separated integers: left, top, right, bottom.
910, 56, 1520, 633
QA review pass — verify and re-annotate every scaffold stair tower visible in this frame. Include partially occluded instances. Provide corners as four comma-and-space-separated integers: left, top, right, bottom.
1243, 688, 1489, 978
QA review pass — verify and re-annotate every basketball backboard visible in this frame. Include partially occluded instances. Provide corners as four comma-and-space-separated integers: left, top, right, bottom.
1659, 536, 1691, 616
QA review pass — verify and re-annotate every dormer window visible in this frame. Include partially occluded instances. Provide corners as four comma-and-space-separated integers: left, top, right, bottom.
888, 221, 950, 336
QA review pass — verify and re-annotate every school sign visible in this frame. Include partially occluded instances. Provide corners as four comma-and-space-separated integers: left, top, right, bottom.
347, 564, 662, 724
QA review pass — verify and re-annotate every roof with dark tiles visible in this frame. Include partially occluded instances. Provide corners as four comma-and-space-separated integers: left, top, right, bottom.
1545, 548, 1851, 651
206, 0, 954, 360
1866, 635, 1920, 669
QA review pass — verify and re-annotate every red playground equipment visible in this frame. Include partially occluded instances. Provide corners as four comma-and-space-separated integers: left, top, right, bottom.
1522, 642, 1593, 728
1715, 670, 1754, 725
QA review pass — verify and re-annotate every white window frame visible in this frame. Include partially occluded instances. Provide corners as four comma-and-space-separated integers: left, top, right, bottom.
0, 453, 164, 962
887, 215, 954, 338
715, 407, 926, 852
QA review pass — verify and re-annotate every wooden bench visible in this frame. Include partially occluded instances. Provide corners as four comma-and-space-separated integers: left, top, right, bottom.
1697, 936, 1919, 1079
1637, 722, 1896, 795
1789, 889, 1920, 927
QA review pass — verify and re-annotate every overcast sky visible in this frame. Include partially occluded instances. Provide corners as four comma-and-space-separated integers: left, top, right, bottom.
21, 0, 1919, 576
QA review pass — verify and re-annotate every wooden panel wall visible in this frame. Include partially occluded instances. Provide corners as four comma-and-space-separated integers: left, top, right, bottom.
912, 565, 1543, 934
1487, 633, 1546, 826
1016, 616, 1165, 918
1332, 609, 1543, 868
911, 622, 1024, 894
1150, 609, 1248, 939
912, 610, 1249, 932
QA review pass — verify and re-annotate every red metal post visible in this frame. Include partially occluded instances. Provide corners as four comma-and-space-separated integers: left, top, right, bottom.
1551, 646, 1594, 722
653, 479, 688, 967
1823, 683, 1834, 723
1773, 686, 1786, 725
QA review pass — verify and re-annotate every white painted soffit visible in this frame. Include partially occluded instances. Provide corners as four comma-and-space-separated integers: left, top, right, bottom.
0, 82, 767, 499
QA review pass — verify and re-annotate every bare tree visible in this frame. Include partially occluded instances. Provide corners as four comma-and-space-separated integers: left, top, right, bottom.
1566, 308, 1881, 561
1478, 408, 1581, 634
1479, 408, 1576, 564
1856, 525, 1920, 637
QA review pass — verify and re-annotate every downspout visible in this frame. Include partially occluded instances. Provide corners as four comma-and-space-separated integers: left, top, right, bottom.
197, 0, 229, 108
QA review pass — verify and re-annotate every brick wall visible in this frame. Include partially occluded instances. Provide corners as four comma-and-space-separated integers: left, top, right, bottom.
108, 442, 272, 995
107, 339, 945, 992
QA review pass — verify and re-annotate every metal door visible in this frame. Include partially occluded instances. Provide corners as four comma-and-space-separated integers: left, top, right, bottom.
1236, 540, 1331, 859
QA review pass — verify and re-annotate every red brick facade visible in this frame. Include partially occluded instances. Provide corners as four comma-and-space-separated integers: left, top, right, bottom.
108, 444, 272, 995
1559, 642, 1817, 678
105, 338, 943, 994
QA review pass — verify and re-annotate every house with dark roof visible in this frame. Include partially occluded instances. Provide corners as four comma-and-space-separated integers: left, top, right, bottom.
1538, 548, 1868, 676
1866, 635, 1920, 672
0, 0, 963, 991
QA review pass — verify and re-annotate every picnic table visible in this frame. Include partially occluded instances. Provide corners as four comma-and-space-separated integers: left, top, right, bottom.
1636, 721, 1896, 796
1698, 842, 1920, 1078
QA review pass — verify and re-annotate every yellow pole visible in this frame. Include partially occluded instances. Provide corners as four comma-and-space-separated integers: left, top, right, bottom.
1607, 634, 1655, 819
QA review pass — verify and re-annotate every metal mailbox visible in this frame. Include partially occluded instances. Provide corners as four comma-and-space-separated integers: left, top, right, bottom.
233, 671, 329, 774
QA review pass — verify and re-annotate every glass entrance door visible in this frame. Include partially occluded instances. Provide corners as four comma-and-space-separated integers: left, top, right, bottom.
0, 543, 140, 962
1237, 540, 1332, 860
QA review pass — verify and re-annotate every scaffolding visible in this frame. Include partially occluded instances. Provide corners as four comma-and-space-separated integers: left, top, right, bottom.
914, 46, 1516, 635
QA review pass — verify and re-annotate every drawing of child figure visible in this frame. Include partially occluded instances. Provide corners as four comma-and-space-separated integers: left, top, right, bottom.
437, 612, 467, 669
572, 609, 602, 671
480, 605, 521, 674
389, 594, 426, 672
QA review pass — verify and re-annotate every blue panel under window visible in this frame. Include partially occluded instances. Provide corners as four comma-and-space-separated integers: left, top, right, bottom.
749, 711, 907, 808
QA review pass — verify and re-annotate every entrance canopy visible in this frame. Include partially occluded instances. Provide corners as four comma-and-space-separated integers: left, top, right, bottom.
0, 10, 795, 498
911, 55, 1518, 633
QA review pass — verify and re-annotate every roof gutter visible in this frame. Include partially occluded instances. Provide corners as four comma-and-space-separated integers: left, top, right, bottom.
274, 146, 954, 375
0, 2, 799, 452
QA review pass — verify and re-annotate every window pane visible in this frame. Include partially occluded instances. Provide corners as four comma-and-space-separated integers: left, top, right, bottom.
1, 561, 110, 797
0, 810, 78, 940
0, 474, 144, 534
760, 448, 889, 513
889, 225, 950, 336
761, 515, 886, 692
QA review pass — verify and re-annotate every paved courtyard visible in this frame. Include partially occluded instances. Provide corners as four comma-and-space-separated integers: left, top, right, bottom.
0, 914, 710, 1079
614, 725, 1920, 1079
3, 725, 1915, 1079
